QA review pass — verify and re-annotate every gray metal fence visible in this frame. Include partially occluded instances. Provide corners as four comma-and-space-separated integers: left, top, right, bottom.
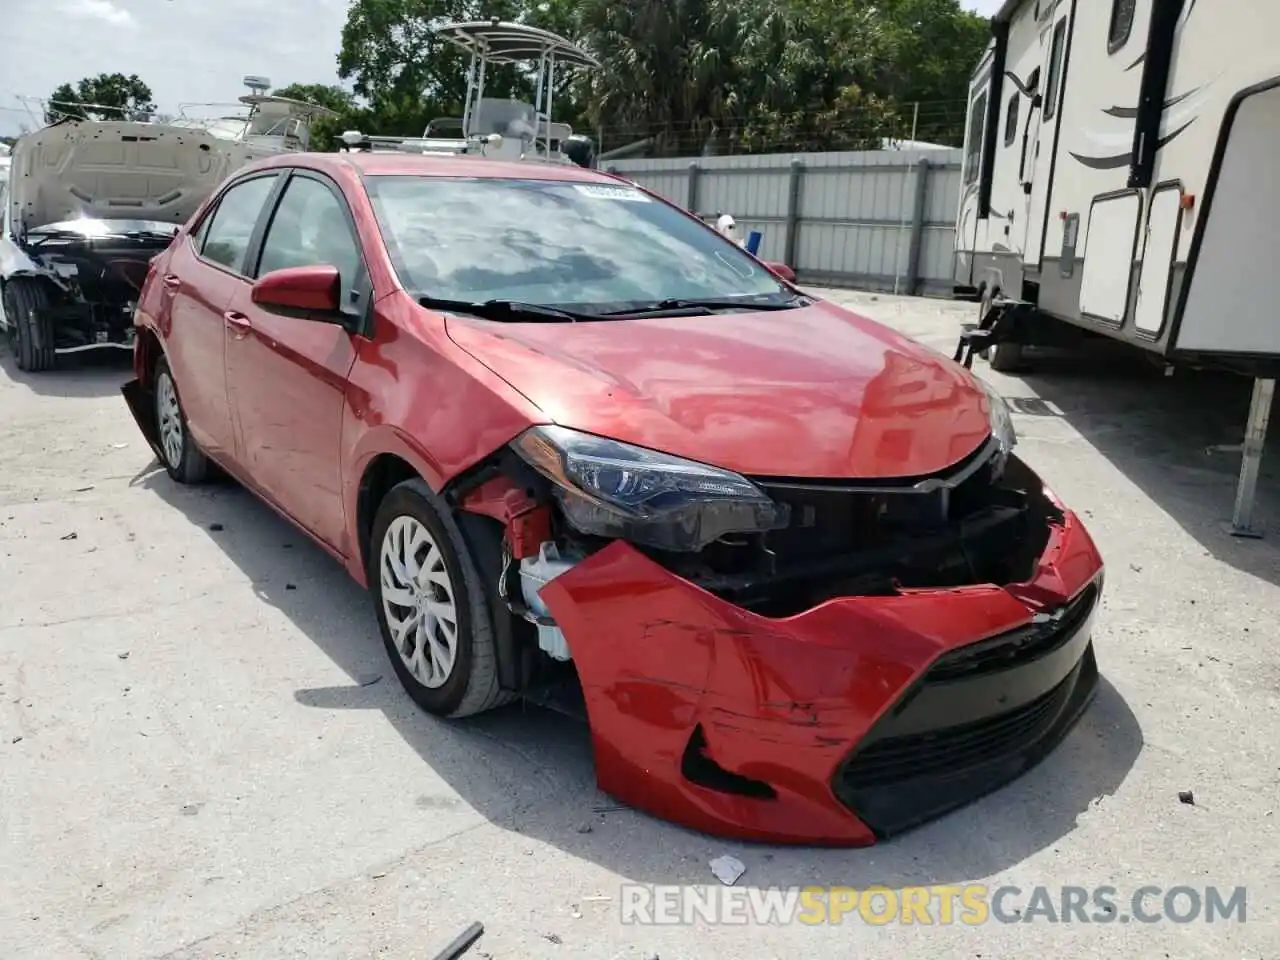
606, 148, 963, 297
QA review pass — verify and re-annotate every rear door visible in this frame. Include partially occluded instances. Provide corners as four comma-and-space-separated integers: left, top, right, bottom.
223, 170, 368, 553
163, 172, 282, 460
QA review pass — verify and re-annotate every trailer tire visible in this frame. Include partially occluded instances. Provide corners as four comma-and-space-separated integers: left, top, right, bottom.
987, 340, 1027, 373
3, 279, 57, 372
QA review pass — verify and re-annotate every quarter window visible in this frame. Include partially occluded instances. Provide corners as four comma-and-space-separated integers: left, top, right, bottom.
256, 175, 363, 305
1108, 0, 1135, 52
199, 175, 277, 274
965, 91, 987, 185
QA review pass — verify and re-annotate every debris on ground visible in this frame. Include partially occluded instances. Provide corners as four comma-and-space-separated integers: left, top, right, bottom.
575, 822, 593, 834
543, 933, 562, 944
710, 854, 746, 886
286, 583, 297, 591
117, 652, 130, 660
208, 523, 224, 532
59, 531, 77, 540
11, 736, 22, 744
1178, 790, 1195, 805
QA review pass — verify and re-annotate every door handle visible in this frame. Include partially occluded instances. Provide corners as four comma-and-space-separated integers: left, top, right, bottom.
224, 310, 252, 339
162, 274, 182, 289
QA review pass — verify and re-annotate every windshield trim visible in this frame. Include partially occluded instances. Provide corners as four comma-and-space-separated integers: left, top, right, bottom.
362, 173, 789, 310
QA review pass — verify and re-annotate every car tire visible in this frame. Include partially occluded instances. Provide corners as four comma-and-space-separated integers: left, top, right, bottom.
153, 355, 210, 484
369, 478, 511, 718
4, 279, 57, 372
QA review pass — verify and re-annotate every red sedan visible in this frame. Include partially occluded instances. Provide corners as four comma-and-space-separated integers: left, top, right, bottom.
122, 151, 1104, 846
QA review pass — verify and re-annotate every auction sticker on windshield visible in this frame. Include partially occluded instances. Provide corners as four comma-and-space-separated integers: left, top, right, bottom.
573, 184, 651, 202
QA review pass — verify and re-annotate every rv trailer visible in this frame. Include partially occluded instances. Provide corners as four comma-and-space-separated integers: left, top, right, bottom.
952, 0, 1280, 536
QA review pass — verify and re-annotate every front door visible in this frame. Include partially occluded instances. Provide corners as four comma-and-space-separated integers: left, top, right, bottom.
224, 170, 367, 553
1022, 2, 1071, 268
164, 172, 282, 459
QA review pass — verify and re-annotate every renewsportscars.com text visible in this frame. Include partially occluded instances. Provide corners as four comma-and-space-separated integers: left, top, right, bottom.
619, 884, 1248, 926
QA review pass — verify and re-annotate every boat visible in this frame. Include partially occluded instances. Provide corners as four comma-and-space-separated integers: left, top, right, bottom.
339, 20, 600, 167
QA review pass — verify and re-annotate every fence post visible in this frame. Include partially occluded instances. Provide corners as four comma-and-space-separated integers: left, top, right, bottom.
687, 161, 701, 216
785, 158, 804, 269
905, 158, 931, 296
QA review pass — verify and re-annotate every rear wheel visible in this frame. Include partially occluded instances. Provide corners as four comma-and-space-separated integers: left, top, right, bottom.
153, 356, 210, 484
370, 478, 512, 718
3, 279, 57, 372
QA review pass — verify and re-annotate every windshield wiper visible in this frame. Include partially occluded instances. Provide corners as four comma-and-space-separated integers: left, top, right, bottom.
600, 295, 808, 316
418, 296, 608, 323
121, 229, 178, 241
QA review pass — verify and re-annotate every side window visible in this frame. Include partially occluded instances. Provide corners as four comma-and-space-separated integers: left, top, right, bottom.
256, 175, 363, 306
200, 175, 277, 274
1044, 19, 1067, 121
1108, 0, 1135, 52
964, 91, 987, 185
1004, 94, 1020, 146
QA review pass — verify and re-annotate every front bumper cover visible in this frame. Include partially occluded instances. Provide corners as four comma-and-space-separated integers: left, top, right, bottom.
539, 505, 1103, 846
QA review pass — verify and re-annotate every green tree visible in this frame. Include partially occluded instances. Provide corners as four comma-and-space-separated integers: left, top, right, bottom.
46, 73, 155, 124
336, 0, 591, 139
331, 0, 987, 156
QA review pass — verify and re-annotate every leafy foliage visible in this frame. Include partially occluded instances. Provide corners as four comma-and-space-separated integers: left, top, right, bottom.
46, 73, 155, 124
253, 0, 989, 157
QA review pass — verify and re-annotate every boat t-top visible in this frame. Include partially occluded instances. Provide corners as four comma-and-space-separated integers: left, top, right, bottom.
340, 20, 600, 166
170, 76, 338, 156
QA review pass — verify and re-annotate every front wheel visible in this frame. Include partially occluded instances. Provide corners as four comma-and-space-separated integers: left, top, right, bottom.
4, 279, 57, 372
369, 478, 511, 718
153, 356, 210, 484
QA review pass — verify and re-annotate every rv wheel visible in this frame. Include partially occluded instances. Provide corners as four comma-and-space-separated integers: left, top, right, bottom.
3, 279, 57, 372
987, 339, 1027, 373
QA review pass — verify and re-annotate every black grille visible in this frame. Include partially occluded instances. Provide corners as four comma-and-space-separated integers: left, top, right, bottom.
841, 668, 1075, 789
831, 581, 1101, 838
753, 439, 1003, 566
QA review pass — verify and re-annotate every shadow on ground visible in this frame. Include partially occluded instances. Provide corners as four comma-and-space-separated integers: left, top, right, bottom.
131, 458, 1142, 889
1011, 344, 1280, 589
0, 343, 133, 399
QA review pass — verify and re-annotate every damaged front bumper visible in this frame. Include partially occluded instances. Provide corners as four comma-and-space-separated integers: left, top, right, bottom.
537, 501, 1103, 846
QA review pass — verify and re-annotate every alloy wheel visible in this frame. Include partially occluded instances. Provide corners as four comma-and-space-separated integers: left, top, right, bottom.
379, 515, 459, 689
155, 371, 184, 469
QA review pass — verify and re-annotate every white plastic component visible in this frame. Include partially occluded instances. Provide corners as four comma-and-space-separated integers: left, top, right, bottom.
519, 542, 579, 661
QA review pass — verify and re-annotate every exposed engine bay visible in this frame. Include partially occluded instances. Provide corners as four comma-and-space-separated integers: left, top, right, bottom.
451, 428, 1060, 673
1, 220, 175, 353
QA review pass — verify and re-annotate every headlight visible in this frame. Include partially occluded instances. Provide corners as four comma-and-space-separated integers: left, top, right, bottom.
976, 376, 1017, 466
511, 425, 790, 552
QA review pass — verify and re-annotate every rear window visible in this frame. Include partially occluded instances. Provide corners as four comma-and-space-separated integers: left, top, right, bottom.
363, 175, 788, 309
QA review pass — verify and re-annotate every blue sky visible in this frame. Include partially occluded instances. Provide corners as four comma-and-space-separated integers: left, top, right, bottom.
0, 0, 1003, 137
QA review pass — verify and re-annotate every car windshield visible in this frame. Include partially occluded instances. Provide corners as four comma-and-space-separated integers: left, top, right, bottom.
363, 175, 792, 312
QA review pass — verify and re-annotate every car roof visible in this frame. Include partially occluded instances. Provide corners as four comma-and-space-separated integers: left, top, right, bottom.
251, 151, 622, 184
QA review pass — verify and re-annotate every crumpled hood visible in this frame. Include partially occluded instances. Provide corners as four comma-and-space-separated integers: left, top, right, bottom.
444, 298, 994, 479
8, 119, 240, 232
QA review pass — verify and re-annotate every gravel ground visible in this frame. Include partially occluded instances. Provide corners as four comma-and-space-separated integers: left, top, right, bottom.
2, 289, 1278, 959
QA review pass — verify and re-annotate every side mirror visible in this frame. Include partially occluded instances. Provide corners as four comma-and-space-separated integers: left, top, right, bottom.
764, 261, 796, 283
251, 265, 342, 315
